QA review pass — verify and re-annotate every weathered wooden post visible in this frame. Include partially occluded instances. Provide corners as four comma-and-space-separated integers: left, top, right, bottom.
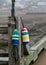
17, 16, 22, 65
8, 0, 22, 65
8, 0, 17, 65
8, 17, 15, 65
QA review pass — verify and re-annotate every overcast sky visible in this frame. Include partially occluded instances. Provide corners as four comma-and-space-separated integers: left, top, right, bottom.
0, 0, 46, 14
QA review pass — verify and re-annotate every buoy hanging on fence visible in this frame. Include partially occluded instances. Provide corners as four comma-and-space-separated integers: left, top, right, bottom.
21, 28, 30, 44
12, 29, 19, 46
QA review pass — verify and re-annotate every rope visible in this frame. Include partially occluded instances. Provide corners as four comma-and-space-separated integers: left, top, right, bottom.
20, 17, 25, 28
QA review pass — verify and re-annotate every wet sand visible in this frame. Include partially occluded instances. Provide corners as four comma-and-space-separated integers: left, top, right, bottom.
30, 50, 46, 65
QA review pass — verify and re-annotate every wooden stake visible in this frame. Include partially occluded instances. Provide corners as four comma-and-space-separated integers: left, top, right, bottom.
8, 17, 15, 65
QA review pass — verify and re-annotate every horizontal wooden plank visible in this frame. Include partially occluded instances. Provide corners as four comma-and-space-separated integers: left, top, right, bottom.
30, 36, 46, 50
0, 57, 9, 62
0, 62, 8, 65
0, 46, 8, 54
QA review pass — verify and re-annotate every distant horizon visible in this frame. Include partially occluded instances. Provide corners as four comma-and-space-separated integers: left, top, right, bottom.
0, 0, 46, 15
